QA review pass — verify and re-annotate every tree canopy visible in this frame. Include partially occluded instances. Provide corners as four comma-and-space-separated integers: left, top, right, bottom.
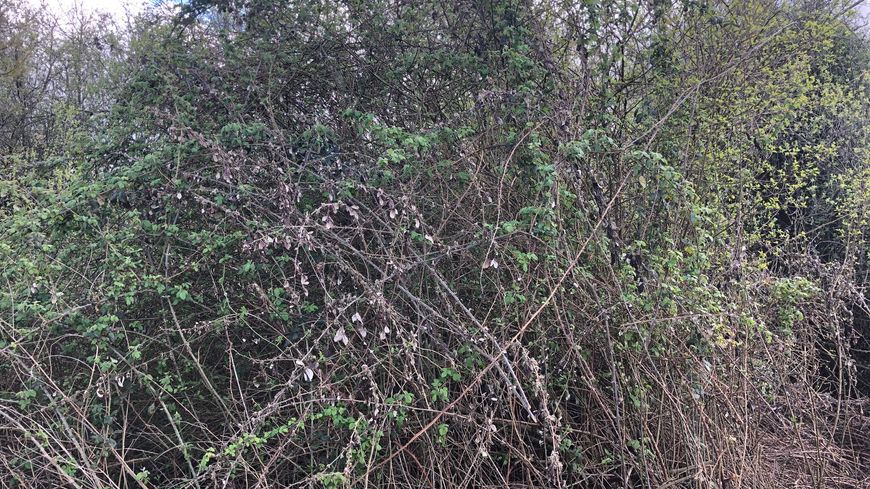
1, 1, 869, 487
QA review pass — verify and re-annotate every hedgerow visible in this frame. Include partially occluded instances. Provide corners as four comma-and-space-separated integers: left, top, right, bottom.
1, 1, 868, 487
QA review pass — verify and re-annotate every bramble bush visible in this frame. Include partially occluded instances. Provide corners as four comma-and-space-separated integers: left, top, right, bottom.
1, 1, 869, 488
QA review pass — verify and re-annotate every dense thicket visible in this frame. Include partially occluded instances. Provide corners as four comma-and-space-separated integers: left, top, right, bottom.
1, 1, 869, 487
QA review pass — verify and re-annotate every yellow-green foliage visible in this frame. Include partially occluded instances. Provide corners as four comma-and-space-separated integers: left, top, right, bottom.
1, 1, 868, 488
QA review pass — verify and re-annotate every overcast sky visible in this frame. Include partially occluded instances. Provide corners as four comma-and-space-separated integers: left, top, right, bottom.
25, 0, 149, 20
22, 0, 870, 31
858, 1, 870, 22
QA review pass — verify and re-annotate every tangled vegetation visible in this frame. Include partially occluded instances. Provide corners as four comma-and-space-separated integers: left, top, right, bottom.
1, 0, 869, 487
